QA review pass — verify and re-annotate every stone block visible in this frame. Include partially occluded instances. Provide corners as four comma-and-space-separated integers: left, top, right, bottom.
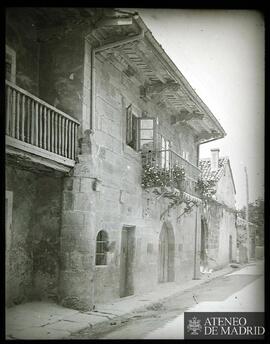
63, 177, 81, 192
62, 211, 85, 227
69, 251, 84, 270
73, 159, 94, 178
63, 192, 74, 211
81, 253, 93, 270
80, 178, 93, 192
74, 193, 92, 211
59, 271, 94, 311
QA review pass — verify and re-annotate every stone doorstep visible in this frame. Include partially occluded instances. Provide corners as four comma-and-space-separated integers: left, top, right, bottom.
6, 263, 253, 339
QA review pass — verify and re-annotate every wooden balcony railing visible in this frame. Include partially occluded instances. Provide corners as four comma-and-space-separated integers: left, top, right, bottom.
142, 149, 201, 197
5, 80, 80, 161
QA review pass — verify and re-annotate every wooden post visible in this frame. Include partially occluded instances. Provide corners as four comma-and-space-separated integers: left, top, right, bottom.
68, 121, 72, 159
74, 124, 78, 159
39, 105, 43, 148
21, 95, 25, 142
61, 117, 65, 156
51, 111, 55, 153
244, 166, 250, 262
26, 98, 31, 143
47, 109, 51, 152
58, 115, 62, 156
16, 92, 20, 139
64, 118, 68, 157
54, 112, 58, 154
31, 100, 35, 144
11, 90, 16, 137
43, 107, 47, 150
6, 86, 11, 135
35, 102, 39, 146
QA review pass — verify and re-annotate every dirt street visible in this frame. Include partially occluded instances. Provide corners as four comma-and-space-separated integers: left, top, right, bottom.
69, 264, 263, 340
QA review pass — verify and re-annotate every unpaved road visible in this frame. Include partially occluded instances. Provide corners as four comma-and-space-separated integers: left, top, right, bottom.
70, 266, 263, 339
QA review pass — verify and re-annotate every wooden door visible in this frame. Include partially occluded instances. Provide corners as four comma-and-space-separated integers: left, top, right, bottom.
159, 226, 169, 282
120, 226, 135, 297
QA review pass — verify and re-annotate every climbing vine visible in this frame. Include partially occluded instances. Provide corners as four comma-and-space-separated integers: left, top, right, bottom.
142, 164, 203, 220
141, 164, 185, 189
195, 178, 216, 201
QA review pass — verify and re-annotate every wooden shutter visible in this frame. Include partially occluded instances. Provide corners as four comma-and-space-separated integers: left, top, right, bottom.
126, 105, 133, 145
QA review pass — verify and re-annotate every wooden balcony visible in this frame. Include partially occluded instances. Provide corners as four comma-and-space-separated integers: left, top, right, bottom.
5, 81, 80, 172
142, 149, 201, 198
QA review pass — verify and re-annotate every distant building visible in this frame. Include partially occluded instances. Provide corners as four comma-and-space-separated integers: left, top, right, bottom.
199, 149, 237, 271
5, 8, 226, 310
236, 217, 257, 263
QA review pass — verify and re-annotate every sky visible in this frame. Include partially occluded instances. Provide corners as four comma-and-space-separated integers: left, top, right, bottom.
132, 9, 264, 209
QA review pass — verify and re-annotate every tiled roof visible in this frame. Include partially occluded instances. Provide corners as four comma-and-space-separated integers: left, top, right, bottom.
199, 157, 229, 183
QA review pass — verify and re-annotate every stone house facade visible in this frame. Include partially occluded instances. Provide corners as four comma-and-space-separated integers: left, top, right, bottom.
5, 8, 226, 310
199, 149, 237, 271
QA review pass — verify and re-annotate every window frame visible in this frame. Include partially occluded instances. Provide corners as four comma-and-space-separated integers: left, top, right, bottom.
160, 134, 171, 169
5, 45, 16, 83
138, 117, 156, 152
183, 151, 190, 162
95, 230, 109, 266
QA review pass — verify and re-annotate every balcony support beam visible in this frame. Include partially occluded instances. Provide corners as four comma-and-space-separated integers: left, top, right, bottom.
6, 136, 75, 172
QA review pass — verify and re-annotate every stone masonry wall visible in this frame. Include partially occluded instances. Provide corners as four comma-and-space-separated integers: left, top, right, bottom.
39, 31, 85, 124
59, 44, 202, 308
6, 8, 40, 95
218, 210, 237, 266
216, 164, 236, 208
205, 202, 237, 270
5, 165, 62, 307
85, 52, 200, 304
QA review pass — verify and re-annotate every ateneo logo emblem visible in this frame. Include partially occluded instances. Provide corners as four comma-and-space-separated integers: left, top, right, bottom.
187, 316, 203, 335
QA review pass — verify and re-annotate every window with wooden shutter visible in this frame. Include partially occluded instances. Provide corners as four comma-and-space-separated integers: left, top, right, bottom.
138, 118, 156, 152
126, 105, 133, 145
126, 107, 157, 152
126, 105, 139, 150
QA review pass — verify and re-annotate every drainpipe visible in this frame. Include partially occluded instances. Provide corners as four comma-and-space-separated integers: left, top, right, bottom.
90, 30, 145, 133
193, 205, 200, 279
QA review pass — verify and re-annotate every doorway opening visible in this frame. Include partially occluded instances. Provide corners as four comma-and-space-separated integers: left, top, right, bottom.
200, 218, 208, 270
158, 221, 175, 283
120, 226, 135, 297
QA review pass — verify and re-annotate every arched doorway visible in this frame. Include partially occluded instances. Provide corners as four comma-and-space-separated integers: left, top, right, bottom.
158, 222, 175, 283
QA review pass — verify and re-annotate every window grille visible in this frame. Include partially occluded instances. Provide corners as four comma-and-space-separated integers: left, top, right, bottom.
95, 230, 109, 265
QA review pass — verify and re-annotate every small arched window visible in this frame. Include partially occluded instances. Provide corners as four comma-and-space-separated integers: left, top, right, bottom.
95, 230, 109, 265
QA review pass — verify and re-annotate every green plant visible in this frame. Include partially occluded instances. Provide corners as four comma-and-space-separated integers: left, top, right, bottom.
195, 178, 216, 200
141, 163, 185, 189
171, 165, 186, 189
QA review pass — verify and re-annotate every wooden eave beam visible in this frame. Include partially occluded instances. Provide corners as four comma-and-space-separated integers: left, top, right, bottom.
127, 41, 168, 83
114, 47, 149, 83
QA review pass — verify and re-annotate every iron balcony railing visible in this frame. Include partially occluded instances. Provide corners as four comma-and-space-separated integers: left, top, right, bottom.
5, 80, 80, 160
142, 149, 201, 197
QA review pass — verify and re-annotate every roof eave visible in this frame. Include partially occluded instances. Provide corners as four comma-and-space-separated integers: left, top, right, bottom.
134, 16, 226, 138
